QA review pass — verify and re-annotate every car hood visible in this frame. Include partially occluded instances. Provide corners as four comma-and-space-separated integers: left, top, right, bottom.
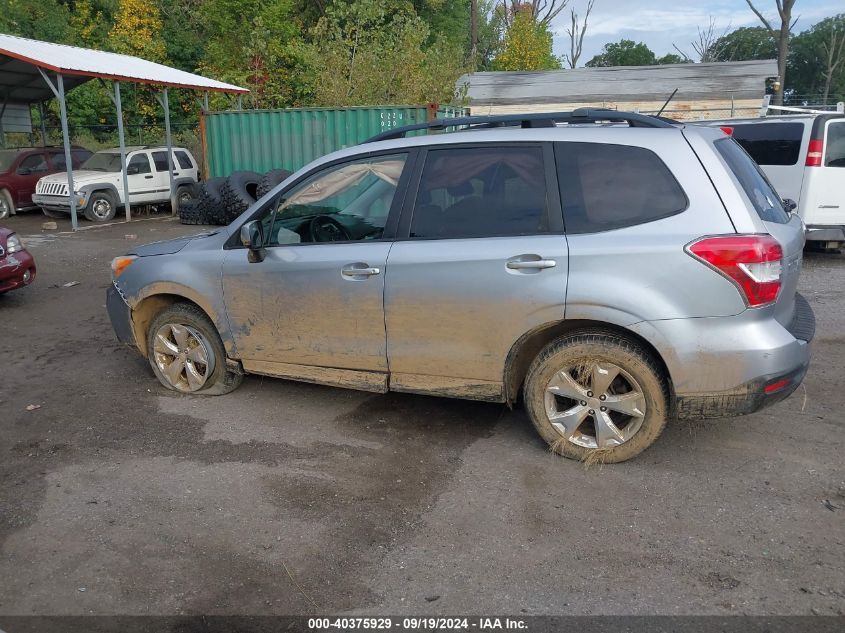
130, 231, 218, 257
39, 170, 118, 186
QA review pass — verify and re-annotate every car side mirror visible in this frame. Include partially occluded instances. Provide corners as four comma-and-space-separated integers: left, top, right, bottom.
240, 220, 266, 262
783, 198, 797, 212
16, 167, 31, 176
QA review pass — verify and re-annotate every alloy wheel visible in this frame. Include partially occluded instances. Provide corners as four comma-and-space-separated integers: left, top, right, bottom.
152, 323, 215, 392
91, 198, 112, 220
544, 361, 646, 449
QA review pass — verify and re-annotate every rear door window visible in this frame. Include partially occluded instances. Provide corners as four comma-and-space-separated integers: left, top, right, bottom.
151, 151, 170, 172
730, 122, 804, 166
128, 154, 152, 175
409, 146, 549, 239
715, 138, 789, 224
825, 121, 845, 167
175, 150, 194, 170
554, 142, 687, 234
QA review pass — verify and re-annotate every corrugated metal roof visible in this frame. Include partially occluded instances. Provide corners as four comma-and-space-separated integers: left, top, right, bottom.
0, 33, 247, 103
458, 60, 777, 106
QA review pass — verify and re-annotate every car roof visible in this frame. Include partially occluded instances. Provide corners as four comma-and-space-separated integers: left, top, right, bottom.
97, 146, 188, 154
307, 123, 696, 170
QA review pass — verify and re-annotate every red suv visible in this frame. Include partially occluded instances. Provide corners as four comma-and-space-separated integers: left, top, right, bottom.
0, 146, 92, 219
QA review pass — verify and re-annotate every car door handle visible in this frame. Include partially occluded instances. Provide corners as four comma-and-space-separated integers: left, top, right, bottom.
144, 175, 154, 179
507, 259, 556, 270
341, 263, 381, 279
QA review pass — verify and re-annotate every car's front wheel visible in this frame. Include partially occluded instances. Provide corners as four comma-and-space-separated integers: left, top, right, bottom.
524, 330, 668, 463
147, 303, 243, 395
83, 191, 117, 223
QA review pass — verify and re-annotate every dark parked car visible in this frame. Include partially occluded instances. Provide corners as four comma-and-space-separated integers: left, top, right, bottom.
0, 146, 92, 219
0, 227, 35, 294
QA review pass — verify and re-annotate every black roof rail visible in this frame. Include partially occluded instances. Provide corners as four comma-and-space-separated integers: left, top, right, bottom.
363, 108, 675, 143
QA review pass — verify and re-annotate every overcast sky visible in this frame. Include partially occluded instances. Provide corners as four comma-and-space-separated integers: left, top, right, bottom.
548, 0, 842, 65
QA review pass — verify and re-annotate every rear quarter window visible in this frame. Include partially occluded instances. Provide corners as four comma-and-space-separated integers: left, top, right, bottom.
715, 138, 790, 224
730, 122, 804, 166
825, 121, 845, 167
554, 142, 688, 234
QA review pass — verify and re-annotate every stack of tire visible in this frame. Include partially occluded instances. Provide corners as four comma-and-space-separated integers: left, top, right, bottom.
178, 168, 292, 226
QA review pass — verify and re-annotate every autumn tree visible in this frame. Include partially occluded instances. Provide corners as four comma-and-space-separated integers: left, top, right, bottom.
492, 4, 560, 70
109, 0, 168, 63
745, 0, 798, 105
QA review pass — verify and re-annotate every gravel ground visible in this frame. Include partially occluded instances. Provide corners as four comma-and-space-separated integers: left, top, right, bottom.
0, 212, 843, 616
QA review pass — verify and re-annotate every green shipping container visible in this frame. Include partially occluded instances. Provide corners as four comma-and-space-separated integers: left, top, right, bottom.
202, 105, 466, 178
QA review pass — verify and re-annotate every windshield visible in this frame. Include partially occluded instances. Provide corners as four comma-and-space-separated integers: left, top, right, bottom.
0, 150, 18, 173
81, 152, 123, 172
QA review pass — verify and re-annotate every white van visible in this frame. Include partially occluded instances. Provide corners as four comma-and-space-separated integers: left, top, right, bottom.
699, 114, 845, 248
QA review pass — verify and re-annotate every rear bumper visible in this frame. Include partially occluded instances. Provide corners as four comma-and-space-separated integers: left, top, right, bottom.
107, 281, 137, 350
805, 225, 845, 242
630, 294, 815, 421
0, 249, 36, 293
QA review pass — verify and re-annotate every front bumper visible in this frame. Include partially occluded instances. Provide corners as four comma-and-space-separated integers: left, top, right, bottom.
32, 193, 88, 212
0, 249, 36, 293
107, 281, 137, 349
631, 294, 815, 421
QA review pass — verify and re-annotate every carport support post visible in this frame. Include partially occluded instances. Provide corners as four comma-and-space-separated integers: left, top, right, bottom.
113, 82, 131, 221
56, 75, 77, 230
162, 88, 176, 215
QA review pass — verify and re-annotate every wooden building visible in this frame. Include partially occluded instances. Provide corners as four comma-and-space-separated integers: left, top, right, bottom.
458, 60, 777, 120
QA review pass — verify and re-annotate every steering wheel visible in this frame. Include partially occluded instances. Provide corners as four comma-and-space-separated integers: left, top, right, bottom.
308, 215, 353, 242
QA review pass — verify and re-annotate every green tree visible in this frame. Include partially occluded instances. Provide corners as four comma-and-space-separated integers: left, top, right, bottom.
656, 53, 688, 65
0, 0, 71, 42
586, 39, 656, 67
303, 0, 466, 106
491, 4, 560, 71
709, 26, 777, 61
788, 14, 845, 103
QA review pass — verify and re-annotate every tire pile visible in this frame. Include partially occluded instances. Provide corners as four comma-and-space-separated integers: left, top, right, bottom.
179, 168, 292, 226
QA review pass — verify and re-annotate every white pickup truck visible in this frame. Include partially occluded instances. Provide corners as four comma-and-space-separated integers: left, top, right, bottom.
33, 146, 199, 222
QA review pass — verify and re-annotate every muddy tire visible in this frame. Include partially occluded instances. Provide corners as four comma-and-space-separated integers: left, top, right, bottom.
256, 169, 292, 199
178, 200, 205, 225
0, 189, 13, 219
83, 191, 117, 223
147, 303, 243, 395
221, 171, 261, 223
195, 178, 227, 225
524, 330, 668, 464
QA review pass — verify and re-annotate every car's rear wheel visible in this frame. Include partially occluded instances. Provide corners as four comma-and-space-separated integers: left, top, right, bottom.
0, 189, 12, 219
524, 330, 668, 463
83, 191, 117, 223
147, 303, 243, 395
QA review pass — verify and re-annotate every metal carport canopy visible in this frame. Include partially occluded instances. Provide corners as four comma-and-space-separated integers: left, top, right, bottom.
0, 33, 247, 229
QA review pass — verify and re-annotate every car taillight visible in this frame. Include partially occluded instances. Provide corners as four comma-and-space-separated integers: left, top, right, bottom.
806, 138, 824, 167
686, 235, 783, 307
719, 126, 734, 136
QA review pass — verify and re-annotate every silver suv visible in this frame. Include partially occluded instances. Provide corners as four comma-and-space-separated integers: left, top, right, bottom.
107, 110, 815, 463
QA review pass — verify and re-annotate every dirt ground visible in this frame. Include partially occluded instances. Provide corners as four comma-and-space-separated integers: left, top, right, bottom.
0, 211, 843, 616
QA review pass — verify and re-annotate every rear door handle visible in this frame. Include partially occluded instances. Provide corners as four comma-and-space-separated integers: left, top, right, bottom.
144, 175, 154, 179
342, 263, 381, 279
507, 259, 556, 270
